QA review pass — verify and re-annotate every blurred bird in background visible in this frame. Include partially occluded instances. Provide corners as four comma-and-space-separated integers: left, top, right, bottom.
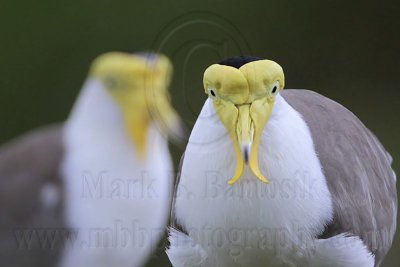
167, 56, 397, 267
0, 52, 182, 267
60, 52, 182, 267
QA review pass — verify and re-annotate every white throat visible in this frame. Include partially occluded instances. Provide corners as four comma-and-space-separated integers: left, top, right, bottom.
64, 79, 134, 154
63, 79, 166, 163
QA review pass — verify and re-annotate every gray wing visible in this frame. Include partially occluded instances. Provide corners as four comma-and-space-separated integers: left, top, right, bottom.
0, 124, 66, 267
282, 89, 397, 266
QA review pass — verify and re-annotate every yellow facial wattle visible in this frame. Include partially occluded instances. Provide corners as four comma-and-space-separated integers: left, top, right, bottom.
89, 52, 181, 159
203, 59, 284, 185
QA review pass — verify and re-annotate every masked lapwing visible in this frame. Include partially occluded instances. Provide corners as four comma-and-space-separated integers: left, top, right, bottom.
0, 52, 181, 267
167, 56, 397, 267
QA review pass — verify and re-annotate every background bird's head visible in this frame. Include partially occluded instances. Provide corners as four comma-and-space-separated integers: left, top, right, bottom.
89, 52, 182, 158
203, 56, 284, 184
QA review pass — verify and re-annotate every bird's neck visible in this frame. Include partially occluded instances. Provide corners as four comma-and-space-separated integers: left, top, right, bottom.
66, 79, 126, 135
63, 79, 166, 161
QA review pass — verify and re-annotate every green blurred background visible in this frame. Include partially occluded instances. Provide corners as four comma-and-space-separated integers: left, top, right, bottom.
0, 0, 399, 266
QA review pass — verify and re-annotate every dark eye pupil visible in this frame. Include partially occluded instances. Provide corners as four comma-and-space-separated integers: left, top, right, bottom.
210, 90, 216, 97
272, 86, 277, 93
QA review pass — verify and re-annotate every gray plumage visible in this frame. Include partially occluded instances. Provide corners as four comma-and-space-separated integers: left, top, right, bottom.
0, 125, 65, 267
282, 89, 397, 266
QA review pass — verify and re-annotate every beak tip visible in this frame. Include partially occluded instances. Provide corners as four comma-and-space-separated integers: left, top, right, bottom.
244, 149, 249, 164
242, 144, 251, 164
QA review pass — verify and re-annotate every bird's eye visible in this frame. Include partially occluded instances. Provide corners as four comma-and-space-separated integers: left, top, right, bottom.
208, 88, 217, 99
270, 81, 280, 96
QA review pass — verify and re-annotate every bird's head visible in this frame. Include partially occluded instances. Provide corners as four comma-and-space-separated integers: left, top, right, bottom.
203, 57, 284, 185
90, 52, 181, 158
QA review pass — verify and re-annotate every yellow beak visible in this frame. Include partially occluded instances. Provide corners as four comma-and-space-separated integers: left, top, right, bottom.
214, 96, 274, 185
